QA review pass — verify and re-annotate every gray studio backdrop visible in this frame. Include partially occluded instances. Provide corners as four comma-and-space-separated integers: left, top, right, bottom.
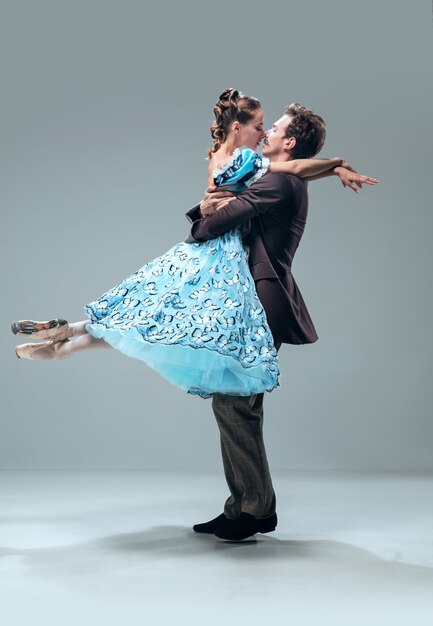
1, 0, 432, 470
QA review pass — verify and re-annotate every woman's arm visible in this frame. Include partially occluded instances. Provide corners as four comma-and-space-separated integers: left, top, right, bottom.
269, 156, 343, 178
270, 158, 378, 192
306, 166, 378, 192
207, 162, 215, 188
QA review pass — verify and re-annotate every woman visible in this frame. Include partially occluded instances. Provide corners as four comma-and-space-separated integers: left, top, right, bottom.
12, 89, 376, 398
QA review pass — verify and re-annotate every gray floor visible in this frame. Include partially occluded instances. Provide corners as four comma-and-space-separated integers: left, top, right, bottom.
1, 470, 433, 625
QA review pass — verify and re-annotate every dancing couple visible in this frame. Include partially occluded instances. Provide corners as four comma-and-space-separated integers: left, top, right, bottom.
12, 88, 377, 540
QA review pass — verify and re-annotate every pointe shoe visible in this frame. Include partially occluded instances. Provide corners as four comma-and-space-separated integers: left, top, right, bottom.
11, 319, 72, 342
15, 338, 72, 361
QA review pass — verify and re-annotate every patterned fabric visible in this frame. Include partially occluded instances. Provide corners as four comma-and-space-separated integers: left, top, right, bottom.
213, 148, 269, 193
84, 147, 280, 398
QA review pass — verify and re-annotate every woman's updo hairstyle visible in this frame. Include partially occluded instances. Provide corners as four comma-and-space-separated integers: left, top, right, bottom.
208, 88, 261, 158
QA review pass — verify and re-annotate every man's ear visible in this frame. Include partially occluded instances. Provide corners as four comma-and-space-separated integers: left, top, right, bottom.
284, 136, 296, 153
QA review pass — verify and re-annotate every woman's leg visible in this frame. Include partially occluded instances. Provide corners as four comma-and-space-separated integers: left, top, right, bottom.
14, 322, 111, 360
69, 320, 93, 337
68, 320, 112, 353
68, 333, 111, 354
12, 318, 93, 341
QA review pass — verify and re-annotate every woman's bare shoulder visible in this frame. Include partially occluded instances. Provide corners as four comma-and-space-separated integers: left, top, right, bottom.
210, 150, 234, 170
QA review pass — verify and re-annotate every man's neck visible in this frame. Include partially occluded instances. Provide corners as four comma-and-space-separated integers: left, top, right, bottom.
269, 153, 292, 163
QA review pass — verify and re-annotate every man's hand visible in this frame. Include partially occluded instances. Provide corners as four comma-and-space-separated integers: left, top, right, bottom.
334, 166, 378, 193
199, 186, 236, 218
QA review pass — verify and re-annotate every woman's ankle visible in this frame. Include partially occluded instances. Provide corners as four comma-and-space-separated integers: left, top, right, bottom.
70, 321, 89, 337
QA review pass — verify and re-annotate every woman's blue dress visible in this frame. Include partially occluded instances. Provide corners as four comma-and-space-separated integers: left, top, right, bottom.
84, 147, 280, 398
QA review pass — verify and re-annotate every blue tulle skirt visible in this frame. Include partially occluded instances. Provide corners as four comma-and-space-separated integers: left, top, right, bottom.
84, 228, 280, 398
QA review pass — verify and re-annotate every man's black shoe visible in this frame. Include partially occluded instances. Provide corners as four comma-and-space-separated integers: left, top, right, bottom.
214, 512, 277, 540
193, 512, 237, 534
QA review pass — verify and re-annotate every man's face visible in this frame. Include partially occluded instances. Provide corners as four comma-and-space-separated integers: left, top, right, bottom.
237, 109, 266, 151
262, 114, 293, 160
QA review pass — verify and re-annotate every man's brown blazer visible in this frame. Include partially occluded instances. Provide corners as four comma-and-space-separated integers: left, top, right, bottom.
184, 171, 318, 345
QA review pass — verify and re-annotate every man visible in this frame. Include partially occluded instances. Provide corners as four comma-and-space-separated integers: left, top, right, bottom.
185, 103, 352, 541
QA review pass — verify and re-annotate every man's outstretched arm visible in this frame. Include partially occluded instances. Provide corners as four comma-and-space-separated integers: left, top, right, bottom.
185, 173, 296, 243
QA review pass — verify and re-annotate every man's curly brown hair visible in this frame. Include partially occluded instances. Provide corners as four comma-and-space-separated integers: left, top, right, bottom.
284, 103, 326, 158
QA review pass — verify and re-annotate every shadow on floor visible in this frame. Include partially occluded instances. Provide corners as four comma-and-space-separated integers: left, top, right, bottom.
2, 524, 433, 573
3, 528, 433, 619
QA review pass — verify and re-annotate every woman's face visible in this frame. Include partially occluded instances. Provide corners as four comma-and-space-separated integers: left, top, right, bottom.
236, 109, 266, 151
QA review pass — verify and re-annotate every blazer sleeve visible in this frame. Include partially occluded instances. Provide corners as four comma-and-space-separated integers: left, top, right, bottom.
185, 205, 201, 224
184, 173, 296, 243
